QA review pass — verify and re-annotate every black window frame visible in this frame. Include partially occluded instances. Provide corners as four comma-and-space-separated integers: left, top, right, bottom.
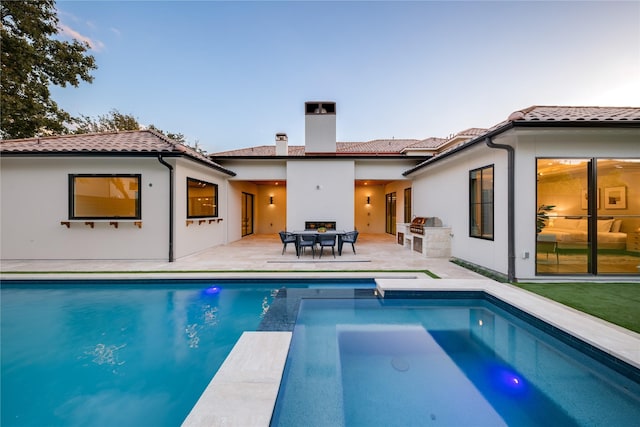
186, 177, 218, 218
69, 174, 142, 220
469, 165, 494, 240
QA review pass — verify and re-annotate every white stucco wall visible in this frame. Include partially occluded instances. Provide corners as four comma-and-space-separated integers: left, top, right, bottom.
0, 156, 231, 261
305, 114, 337, 153
286, 160, 355, 231
0, 157, 170, 260
355, 160, 420, 180
411, 142, 509, 276
172, 158, 229, 259
221, 160, 286, 180
410, 127, 639, 280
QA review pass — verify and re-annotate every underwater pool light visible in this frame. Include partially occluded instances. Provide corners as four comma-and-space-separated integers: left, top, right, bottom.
490, 365, 527, 395
204, 286, 221, 295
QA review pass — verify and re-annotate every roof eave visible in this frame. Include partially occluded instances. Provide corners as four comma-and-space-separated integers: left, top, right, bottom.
0, 150, 237, 177
403, 119, 640, 177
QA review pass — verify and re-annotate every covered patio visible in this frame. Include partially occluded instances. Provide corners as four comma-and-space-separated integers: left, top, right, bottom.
0, 233, 480, 279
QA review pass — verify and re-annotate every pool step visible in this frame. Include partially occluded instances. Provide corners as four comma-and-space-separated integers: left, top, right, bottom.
181, 331, 292, 427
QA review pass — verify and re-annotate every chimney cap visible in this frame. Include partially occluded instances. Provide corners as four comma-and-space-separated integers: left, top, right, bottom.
305, 102, 336, 115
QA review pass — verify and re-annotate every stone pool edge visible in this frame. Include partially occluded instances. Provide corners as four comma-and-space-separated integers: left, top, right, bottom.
181, 278, 640, 427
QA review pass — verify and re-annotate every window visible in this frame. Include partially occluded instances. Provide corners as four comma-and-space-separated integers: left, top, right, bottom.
469, 165, 494, 239
404, 187, 412, 223
187, 178, 217, 218
69, 174, 141, 219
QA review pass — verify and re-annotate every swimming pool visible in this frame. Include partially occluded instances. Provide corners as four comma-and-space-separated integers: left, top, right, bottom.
271, 297, 640, 427
0, 279, 374, 427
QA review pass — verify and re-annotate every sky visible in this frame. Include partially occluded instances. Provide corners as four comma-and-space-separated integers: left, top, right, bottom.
52, 1, 640, 153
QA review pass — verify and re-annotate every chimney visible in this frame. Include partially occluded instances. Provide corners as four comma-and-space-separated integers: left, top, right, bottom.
275, 133, 288, 156
304, 102, 336, 153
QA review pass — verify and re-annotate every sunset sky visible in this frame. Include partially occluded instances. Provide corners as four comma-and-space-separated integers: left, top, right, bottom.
52, 1, 640, 152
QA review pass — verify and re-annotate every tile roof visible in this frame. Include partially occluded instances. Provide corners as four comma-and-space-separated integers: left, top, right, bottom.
407, 137, 448, 149
509, 106, 640, 122
0, 130, 235, 175
404, 106, 640, 176
213, 140, 423, 157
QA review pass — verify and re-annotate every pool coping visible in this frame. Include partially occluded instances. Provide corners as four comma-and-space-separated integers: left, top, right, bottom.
178, 277, 639, 427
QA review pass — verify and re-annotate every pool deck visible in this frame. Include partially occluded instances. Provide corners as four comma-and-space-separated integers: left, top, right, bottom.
2, 233, 639, 427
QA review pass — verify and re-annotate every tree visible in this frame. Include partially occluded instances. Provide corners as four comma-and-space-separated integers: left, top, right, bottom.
147, 124, 186, 144
74, 110, 141, 133
1, 0, 97, 139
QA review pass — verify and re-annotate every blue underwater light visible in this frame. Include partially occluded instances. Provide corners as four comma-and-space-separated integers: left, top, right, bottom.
203, 286, 221, 295
490, 365, 527, 395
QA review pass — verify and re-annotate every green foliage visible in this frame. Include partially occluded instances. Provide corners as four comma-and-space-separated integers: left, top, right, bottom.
536, 204, 555, 233
74, 109, 141, 133
147, 124, 186, 144
1, 0, 97, 139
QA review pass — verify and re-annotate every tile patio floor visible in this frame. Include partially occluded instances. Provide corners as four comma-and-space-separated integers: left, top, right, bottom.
0, 233, 483, 279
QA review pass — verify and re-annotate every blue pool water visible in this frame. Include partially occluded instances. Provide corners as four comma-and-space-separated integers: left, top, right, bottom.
0, 279, 373, 427
271, 298, 640, 427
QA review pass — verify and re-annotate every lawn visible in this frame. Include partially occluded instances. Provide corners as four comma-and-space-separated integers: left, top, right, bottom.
515, 282, 640, 333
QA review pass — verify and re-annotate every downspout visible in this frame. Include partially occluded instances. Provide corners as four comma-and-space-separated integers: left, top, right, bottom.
157, 155, 174, 262
485, 137, 515, 282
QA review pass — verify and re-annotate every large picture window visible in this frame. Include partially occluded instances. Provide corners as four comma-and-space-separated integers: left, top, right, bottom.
187, 178, 217, 218
469, 165, 494, 239
70, 174, 141, 219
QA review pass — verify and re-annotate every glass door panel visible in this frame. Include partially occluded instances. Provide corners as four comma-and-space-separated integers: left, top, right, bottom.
536, 159, 591, 274
596, 159, 640, 274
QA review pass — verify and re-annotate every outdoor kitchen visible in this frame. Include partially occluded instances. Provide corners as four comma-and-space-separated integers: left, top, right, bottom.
397, 217, 451, 258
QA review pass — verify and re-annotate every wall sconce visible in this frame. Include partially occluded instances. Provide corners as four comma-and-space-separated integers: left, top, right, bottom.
269, 196, 274, 205
366, 196, 371, 205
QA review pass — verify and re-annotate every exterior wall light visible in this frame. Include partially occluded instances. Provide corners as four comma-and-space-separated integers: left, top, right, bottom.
366, 196, 371, 205
269, 196, 274, 205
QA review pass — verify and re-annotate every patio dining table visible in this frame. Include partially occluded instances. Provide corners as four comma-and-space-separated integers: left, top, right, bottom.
292, 230, 347, 257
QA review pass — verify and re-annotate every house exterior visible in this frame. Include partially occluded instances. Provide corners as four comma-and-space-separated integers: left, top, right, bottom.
0, 130, 234, 261
1, 103, 638, 280
404, 107, 640, 281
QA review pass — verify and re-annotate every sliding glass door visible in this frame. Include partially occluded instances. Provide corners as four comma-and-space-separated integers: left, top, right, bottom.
536, 158, 639, 275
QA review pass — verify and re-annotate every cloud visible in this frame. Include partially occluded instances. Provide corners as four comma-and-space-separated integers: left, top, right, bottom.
58, 24, 105, 52
110, 27, 122, 37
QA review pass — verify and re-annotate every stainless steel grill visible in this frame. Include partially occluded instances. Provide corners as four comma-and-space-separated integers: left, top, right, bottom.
410, 217, 442, 235
410, 217, 427, 235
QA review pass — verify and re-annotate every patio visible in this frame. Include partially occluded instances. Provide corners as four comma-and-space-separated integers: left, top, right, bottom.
0, 233, 482, 279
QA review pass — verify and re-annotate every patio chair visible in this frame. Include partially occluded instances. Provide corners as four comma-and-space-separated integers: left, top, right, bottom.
279, 231, 297, 255
297, 234, 317, 258
339, 230, 359, 255
317, 233, 337, 258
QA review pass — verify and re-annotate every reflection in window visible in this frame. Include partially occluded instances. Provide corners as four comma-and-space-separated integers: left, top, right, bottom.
536, 158, 640, 276
469, 165, 494, 239
404, 187, 412, 223
70, 175, 141, 219
187, 178, 217, 218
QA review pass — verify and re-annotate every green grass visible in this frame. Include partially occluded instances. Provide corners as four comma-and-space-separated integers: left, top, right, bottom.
515, 282, 640, 333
